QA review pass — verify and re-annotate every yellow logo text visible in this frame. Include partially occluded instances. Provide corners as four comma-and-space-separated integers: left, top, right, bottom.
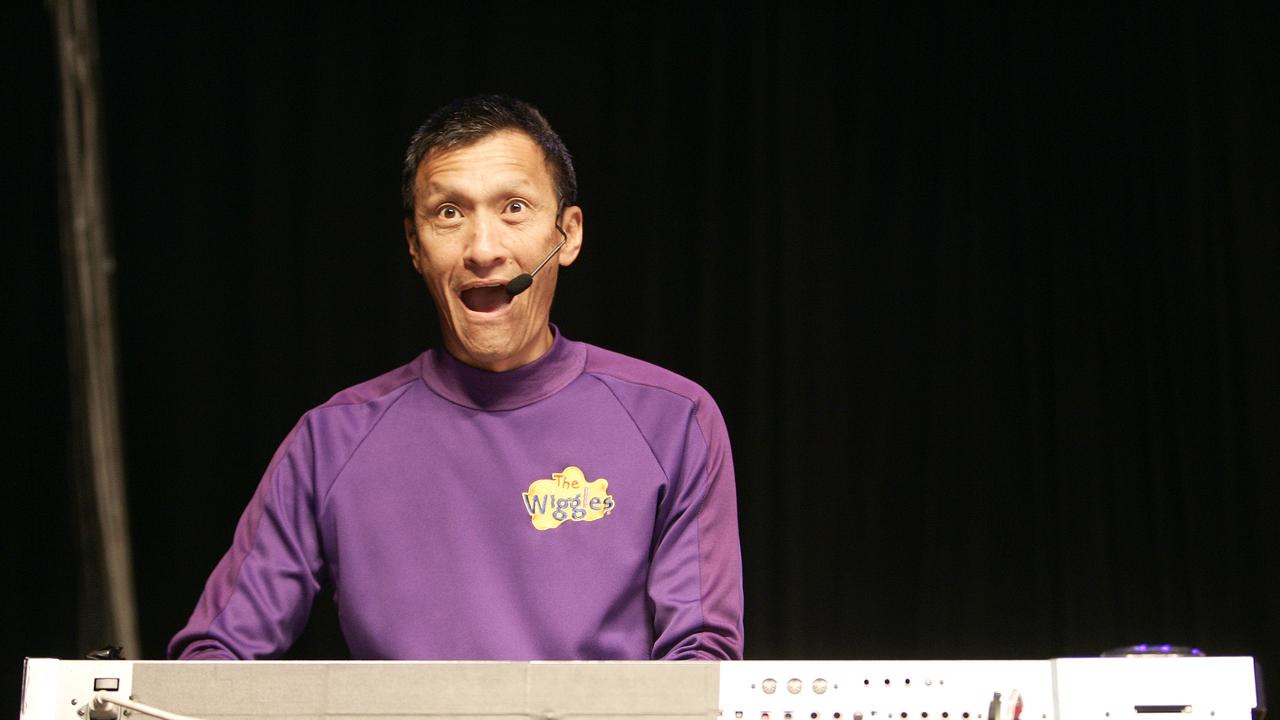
521, 466, 615, 531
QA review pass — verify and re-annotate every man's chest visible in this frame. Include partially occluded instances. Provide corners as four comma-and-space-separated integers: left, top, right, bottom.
316, 390, 674, 572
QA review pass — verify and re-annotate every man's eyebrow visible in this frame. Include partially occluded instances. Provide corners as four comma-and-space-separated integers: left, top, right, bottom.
422, 178, 542, 202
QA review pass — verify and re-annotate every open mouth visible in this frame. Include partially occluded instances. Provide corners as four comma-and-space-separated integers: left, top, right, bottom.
460, 285, 513, 313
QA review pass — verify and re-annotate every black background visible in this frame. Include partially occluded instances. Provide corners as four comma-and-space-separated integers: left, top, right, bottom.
6, 2, 1278, 716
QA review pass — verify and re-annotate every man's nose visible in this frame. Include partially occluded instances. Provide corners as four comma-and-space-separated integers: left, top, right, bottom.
463, 213, 508, 270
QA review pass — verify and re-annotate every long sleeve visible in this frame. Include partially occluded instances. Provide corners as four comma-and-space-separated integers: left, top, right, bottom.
167, 370, 417, 660
646, 392, 745, 660
584, 345, 745, 660
167, 418, 326, 659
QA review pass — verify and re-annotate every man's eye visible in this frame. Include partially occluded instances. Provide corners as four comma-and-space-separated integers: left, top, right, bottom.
436, 205, 461, 220
506, 200, 526, 213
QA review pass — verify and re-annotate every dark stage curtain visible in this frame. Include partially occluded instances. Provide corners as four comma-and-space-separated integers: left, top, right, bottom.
6, 2, 1277, 713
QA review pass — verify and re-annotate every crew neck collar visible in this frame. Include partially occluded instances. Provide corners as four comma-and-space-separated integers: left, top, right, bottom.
419, 326, 587, 411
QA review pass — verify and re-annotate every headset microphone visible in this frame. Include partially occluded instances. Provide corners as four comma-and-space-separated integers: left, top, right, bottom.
506, 203, 571, 297
505, 238, 565, 296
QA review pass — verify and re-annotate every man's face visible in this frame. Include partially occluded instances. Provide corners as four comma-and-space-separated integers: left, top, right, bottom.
404, 130, 583, 372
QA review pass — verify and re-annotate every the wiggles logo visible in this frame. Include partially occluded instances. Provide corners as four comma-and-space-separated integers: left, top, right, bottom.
522, 466, 615, 531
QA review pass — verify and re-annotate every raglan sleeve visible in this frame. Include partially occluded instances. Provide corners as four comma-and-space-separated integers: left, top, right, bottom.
167, 415, 327, 660
648, 394, 745, 660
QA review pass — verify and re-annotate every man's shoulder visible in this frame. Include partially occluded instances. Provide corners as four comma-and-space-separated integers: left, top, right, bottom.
579, 342, 715, 408
577, 343, 729, 447
313, 353, 425, 415
270, 354, 426, 472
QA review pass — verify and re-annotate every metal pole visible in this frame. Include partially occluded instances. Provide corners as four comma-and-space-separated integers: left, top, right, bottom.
49, 0, 142, 659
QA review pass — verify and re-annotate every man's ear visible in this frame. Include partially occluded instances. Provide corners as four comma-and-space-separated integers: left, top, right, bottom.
404, 215, 423, 274
558, 205, 584, 266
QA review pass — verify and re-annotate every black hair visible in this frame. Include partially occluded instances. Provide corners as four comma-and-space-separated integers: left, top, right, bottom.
401, 95, 577, 216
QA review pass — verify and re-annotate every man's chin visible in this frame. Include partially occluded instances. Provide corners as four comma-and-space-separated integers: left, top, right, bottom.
450, 327, 541, 372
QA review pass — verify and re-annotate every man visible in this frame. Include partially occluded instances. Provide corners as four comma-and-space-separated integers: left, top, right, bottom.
168, 95, 743, 661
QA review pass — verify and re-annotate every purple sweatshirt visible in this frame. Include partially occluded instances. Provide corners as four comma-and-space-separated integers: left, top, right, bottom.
168, 331, 743, 660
